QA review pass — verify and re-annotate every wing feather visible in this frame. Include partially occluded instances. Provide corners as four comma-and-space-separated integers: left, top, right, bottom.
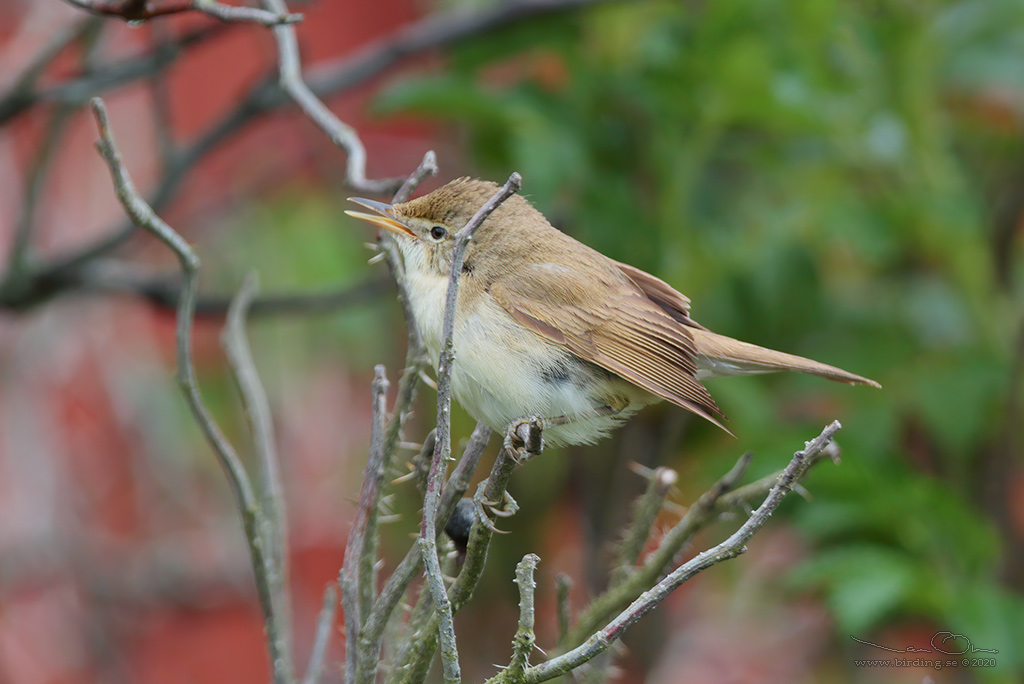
490, 264, 724, 428
615, 261, 706, 329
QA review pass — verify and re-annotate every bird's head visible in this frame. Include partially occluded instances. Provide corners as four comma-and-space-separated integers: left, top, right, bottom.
346, 177, 542, 278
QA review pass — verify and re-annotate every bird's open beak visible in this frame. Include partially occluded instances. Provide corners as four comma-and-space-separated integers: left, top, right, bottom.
345, 198, 416, 239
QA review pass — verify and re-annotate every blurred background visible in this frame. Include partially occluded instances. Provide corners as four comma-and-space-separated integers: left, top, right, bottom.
1, 0, 1023, 682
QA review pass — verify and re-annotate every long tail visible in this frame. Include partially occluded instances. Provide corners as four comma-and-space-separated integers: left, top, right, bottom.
690, 328, 881, 388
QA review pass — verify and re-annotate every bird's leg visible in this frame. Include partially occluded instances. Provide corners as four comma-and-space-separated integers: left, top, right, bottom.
518, 396, 630, 441
469, 417, 541, 533
542, 403, 626, 427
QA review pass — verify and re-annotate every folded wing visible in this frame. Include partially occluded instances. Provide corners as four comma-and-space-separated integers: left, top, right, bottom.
489, 262, 725, 429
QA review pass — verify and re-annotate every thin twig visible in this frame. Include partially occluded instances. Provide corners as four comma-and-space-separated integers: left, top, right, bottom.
11, 0, 605, 305
355, 423, 490, 684
62, 0, 189, 20
260, 0, 402, 194
419, 174, 522, 683
610, 466, 678, 587
555, 574, 573, 647
346, 151, 441, 684
7, 94, 74, 277
450, 423, 533, 612
62, 0, 302, 25
146, 24, 177, 176
222, 271, 293, 670
496, 422, 844, 684
194, 0, 302, 26
54, 262, 393, 316
397, 422, 533, 683
303, 584, 339, 684
341, 365, 390, 684
2, 20, 103, 297
360, 367, 393, 621
89, 96, 294, 684
393, 151, 439, 204
0, 22, 229, 128
378, 149, 438, 361
567, 451, 760, 645
506, 554, 541, 678
2, 17, 100, 112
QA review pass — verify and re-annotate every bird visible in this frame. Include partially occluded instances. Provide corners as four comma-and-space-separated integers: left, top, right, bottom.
346, 177, 879, 447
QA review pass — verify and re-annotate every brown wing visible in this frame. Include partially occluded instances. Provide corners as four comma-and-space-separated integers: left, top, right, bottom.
615, 261, 707, 330
489, 263, 725, 429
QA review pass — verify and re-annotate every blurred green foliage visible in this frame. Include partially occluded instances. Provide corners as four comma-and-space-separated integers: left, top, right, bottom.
369, 0, 1024, 679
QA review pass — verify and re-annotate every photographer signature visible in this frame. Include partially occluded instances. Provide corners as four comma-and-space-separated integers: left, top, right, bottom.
851, 632, 998, 655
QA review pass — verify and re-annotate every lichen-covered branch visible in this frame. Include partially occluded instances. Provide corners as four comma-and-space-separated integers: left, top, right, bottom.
506, 554, 541, 678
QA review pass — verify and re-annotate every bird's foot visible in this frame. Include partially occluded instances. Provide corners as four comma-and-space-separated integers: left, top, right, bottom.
509, 416, 544, 461
472, 486, 519, 534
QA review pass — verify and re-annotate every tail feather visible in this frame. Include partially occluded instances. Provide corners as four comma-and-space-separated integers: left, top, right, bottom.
690, 328, 881, 388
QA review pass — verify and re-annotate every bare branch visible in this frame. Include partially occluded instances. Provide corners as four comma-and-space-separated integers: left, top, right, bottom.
379, 149, 439, 363
341, 151, 443, 683
0, 22, 229, 126
62, 0, 191, 21
500, 421, 844, 684
11, 0, 607, 305
303, 584, 339, 684
341, 365, 390, 684
355, 422, 490, 684
62, 0, 301, 25
610, 466, 678, 588
222, 272, 293, 666
89, 96, 295, 684
394, 150, 439, 204
1, 20, 103, 300
59, 261, 393, 316
360, 366, 394, 619
506, 554, 541, 678
7, 97, 74, 277
567, 451, 760, 644
396, 421, 534, 683
194, 0, 302, 26
418, 173, 522, 683
555, 574, 573, 646
260, 0, 403, 194
305, 0, 614, 98
438, 424, 493, 517
3, 17, 100, 108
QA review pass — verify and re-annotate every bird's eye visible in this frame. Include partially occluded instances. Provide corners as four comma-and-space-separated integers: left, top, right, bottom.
430, 225, 447, 240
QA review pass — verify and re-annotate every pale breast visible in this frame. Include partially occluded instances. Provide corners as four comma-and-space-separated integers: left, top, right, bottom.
403, 269, 653, 445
